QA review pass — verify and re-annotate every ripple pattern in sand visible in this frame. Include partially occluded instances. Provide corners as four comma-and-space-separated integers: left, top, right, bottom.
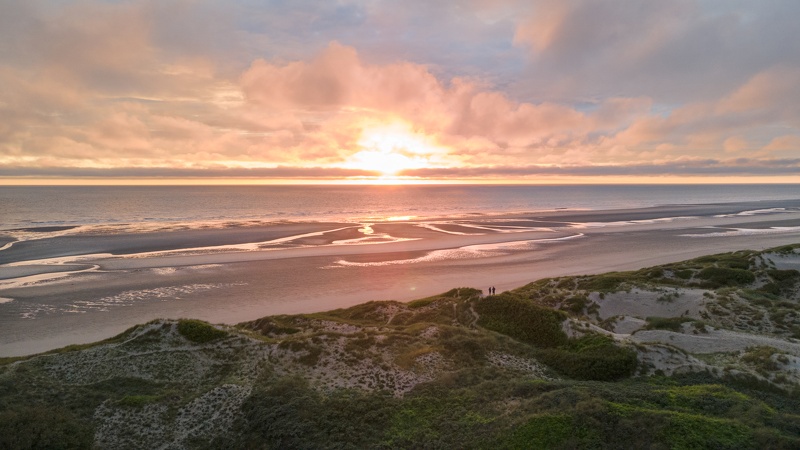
13, 283, 246, 319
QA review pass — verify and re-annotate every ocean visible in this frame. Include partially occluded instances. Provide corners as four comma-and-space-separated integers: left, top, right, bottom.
3, 184, 800, 230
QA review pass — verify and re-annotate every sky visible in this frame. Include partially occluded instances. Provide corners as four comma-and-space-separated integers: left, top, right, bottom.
1, 0, 799, 184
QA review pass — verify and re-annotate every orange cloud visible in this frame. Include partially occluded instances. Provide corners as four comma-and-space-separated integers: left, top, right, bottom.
239, 42, 660, 168
718, 66, 800, 122
0, 0, 797, 183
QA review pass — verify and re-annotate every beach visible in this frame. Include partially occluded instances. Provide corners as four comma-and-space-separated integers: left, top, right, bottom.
2, 199, 800, 357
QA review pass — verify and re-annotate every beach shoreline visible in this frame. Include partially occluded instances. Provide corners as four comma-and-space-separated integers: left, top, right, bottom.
2, 200, 800, 357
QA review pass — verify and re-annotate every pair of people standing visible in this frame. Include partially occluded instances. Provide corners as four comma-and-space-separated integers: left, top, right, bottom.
488, 286, 496, 295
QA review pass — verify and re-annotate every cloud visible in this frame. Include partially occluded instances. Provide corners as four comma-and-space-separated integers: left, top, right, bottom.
240, 41, 455, 136
0, 165, 380, 179
0, 1, 798, 182
613, 65, 800, 155
764, 135, 800, 152
5, 158, 797, 181
240, 42, 655, 162
718, 66, 800, 123
511, 1, 800, 103
402, 158, 800, 178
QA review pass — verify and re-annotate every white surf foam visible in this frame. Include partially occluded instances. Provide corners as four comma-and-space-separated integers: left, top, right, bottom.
680, 226, 800, 238
0, 264, 101, 290
714, 208, 787, 218
328, 233, 584, 267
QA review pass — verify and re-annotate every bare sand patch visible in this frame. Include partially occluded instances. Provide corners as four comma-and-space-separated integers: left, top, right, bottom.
632, 327, 800, 355
611, 316, 648, 334
635, 344, 711, 376
762, 251, 800, 270
594, 288, 710, 320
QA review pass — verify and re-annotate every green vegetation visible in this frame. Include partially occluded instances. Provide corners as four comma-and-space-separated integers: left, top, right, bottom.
564, 295, 590, 314
741, 346, 787, 376
474, 292, 567, 347
116, 394, 161, 408
223, 374, 800, 449
2, 246, 799, 448
0, 407, 94, 450
577, 273, 628, 293
535, 335, 638, 381
760, 269, 800, 297
473, 293, 636, 381
176, 319, 228, 343
770, 244, 800, 255
696, 267, 756, 288
675, 269, 694, 279
646, 316, 690, 332
244, 316, 301, 336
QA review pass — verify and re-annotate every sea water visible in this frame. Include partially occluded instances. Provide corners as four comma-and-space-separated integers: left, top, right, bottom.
3, 184, 799, 231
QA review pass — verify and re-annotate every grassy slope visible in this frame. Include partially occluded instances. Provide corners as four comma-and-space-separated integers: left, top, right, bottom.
1, 245, 799, 449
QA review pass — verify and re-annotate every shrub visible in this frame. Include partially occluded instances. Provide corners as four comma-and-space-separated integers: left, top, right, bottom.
675, 269, 694, 280
317, 301, 396, 323
407, 297, 437, 308
439, 329, 490, 365
696, 267, 755, 287
766, 269, 800, 282
656, 291, 680, 303
555, 278, 574, 289
763, 269, 800, 295
441, 287, 482, 300
474, 293, 567, 348
660, 412, 754, 449
742, 346, 782, 374
116, 395, 160, 408
502, 414, 574, 448
768, 244, 799, 255
694, 254, 753, 270
245, 317, 301, 336
577, 274, 627, 293
535, 337, 638, 381
645, 317, 689, 332
646, 268, 664, 279
297, 346, 323, 366
177, 319, 228, 343
0, 406, 94, 450
564, 296, 589, 314
692, 321, 709, 334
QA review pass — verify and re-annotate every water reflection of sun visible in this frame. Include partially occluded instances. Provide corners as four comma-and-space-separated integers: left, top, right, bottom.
345, 123, 445, 176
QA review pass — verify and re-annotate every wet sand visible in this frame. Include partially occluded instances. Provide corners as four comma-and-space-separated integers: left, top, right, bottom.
1, 201, 800, 357
0, 222, 352, 264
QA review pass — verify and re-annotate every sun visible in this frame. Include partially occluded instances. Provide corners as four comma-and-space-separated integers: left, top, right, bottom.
344, 122, 445, 176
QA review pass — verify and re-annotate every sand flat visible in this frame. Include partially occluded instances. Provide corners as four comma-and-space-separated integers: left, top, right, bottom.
2, 203, 800, 357
0, 222, 353, 265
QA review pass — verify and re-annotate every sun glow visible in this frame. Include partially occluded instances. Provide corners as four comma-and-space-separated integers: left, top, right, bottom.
344, 122, 446, 176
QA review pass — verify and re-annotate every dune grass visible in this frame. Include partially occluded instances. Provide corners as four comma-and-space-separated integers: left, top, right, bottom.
2, 246, 800, 448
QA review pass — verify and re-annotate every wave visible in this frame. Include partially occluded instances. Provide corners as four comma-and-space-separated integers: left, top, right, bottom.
714, 208, 788, 218
329, 233, 585, 267
680, 226, 800, 238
